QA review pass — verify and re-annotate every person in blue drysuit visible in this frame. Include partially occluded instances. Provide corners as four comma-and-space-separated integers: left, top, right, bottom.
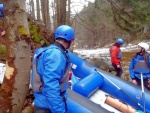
32, 25, 75, 113
129, 42, 150, 91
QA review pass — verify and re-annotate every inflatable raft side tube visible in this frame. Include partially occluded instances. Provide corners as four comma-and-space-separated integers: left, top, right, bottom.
68, 51, 96, 78
73, 72, 104, 97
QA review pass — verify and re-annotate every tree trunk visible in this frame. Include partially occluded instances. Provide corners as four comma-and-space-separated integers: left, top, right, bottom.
46, 0, 51, 31
56, 0, 67, 26
29, 0, 32, 14
0, 0, 31, 113
40, 0, 51, 30
67, 0, 71, 25
40, 0, 43, 21
59, 0, 67, 25
36, 0, 41, 21
56, 0, 60, 26
31, 0, 35, 19
52, 0, 57, 30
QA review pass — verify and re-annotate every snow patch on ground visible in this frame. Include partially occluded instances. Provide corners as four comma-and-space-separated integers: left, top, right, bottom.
0, 63, 6, 84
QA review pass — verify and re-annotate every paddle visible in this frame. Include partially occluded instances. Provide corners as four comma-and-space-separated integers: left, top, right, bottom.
140, 73, 146, 113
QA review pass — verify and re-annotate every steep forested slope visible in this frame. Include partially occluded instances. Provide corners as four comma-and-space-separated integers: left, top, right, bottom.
73, 0, 150, 49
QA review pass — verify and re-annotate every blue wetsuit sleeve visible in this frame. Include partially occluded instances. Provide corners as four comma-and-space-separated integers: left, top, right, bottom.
42, 49, 66, 113
147, 55, 150, 67
129, 57, 135, 79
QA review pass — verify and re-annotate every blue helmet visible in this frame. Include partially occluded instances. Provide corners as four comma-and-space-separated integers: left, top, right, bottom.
55, 25, 75, 41
116, 38, 124, 44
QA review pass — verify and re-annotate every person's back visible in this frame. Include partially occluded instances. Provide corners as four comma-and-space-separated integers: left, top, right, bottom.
110, 45, 121, 65
110, 38, 124, 77
31, 25, 75, 113
34, 44, 68, 112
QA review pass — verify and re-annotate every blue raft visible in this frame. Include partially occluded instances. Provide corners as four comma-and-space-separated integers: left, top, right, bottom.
68, 51, 150, 113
